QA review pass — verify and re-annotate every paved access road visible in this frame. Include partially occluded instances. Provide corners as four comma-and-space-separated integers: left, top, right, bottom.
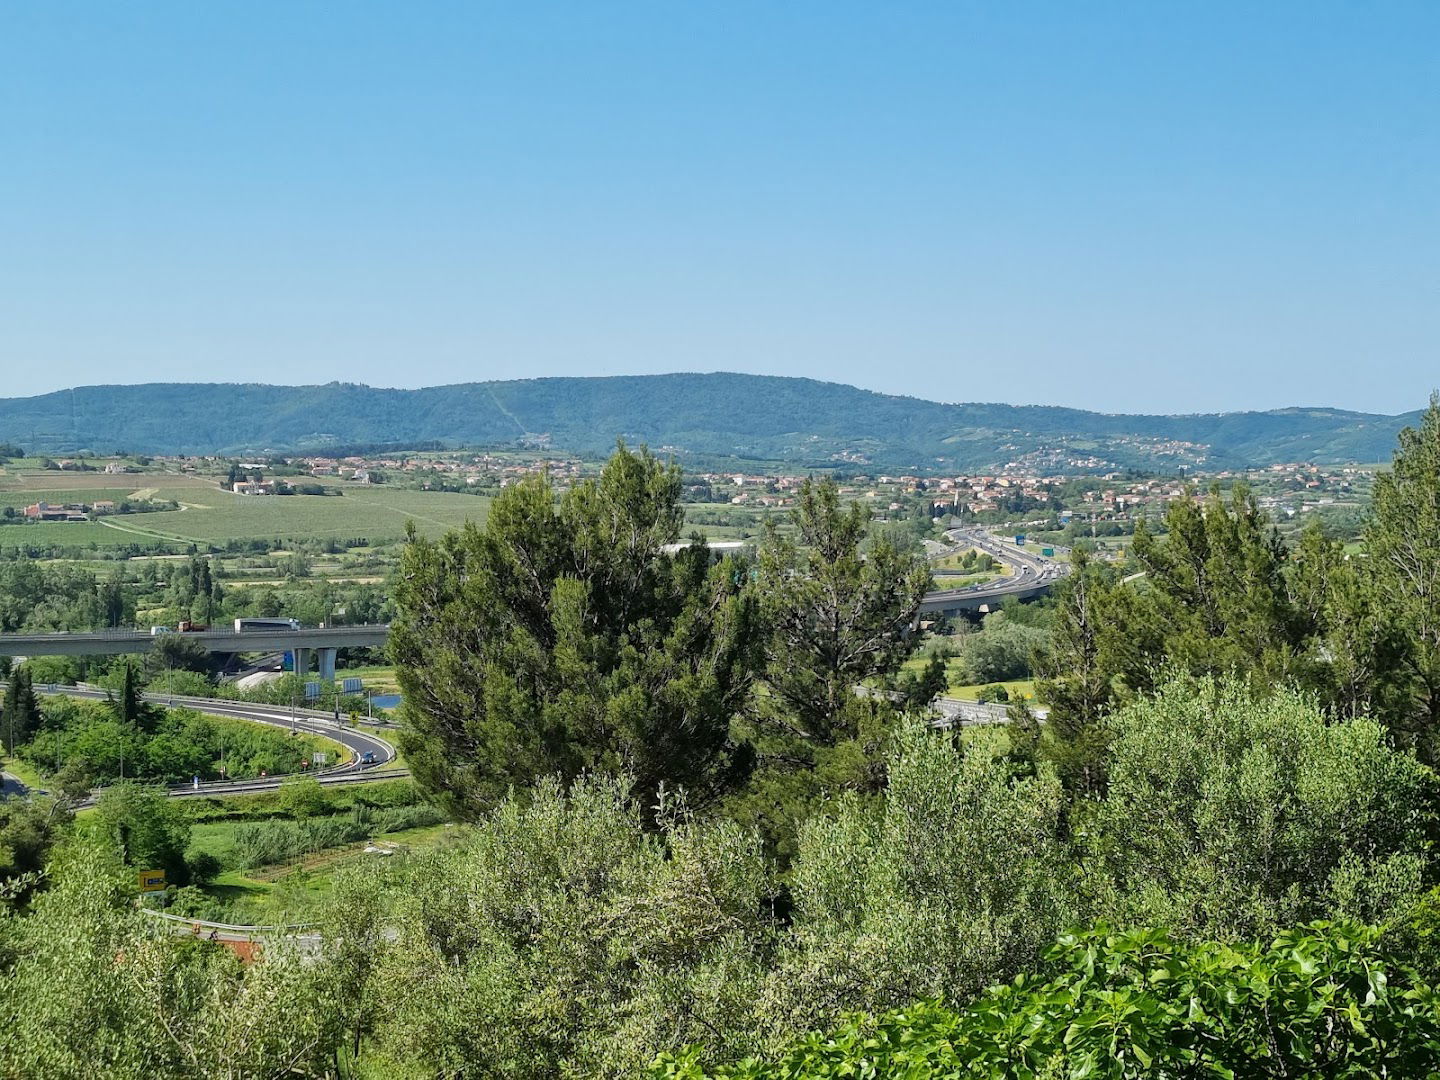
39, 687, 403, 801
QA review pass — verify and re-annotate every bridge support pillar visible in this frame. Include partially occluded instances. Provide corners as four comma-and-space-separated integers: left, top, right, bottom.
317, 648, 337, 682
293, 648, 312, 677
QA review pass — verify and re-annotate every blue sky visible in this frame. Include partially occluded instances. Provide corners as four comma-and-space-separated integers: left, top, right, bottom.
2, 2, 1436, 414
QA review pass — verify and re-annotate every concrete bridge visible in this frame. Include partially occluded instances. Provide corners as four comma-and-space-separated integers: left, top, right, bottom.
918, 577, 1057, 617
0, 625, 390, 681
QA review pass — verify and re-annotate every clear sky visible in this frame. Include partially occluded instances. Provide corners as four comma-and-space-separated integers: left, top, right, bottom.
2, 2, 1436, 414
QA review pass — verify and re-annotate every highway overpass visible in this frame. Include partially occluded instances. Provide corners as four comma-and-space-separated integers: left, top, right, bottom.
0, 533, 1064, 662
0, 625, 390, 681
918, 528, 1070, 617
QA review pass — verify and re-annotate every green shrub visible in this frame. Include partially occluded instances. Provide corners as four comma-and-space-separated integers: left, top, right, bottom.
225, 804, 441, 869
373, 804, 445, 833
658, 922, 1440, 1079
184, 848, 222, 884
280, 776, 328, 819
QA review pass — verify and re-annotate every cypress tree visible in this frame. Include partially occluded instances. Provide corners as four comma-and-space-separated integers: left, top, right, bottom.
2, 668, 41, 756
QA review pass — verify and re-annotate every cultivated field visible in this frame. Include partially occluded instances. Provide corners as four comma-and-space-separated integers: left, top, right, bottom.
133, 485, 492, 543
0, 469, 491, 547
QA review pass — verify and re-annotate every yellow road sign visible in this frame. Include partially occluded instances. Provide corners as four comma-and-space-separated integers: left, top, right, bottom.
138, 870, 166, 893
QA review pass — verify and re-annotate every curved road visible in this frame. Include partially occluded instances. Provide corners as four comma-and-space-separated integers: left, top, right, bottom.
26, 688, 403, 801
921, 527, 1070, 611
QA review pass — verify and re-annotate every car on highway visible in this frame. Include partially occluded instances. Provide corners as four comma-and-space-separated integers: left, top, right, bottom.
360, 751, 377, 766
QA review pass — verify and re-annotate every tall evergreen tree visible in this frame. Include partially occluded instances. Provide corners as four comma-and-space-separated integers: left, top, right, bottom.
1364, 393, 1440, 753
902, 652, 950, 710
1107, 484, 1307, 694
107, 660, 155, 735
727, 477, 931, 862
2, 667, 41, 755
391, 444, 760, 821
1290, 520, 1409, 725
98, 570, 130, 629
1035, 549, 1115, 738
1030, 549, 1121, 795
754, 476, 932, 747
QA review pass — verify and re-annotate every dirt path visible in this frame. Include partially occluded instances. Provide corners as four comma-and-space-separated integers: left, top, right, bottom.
96, 517, 194, 544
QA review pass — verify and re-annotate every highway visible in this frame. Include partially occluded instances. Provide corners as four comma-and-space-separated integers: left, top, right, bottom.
919, 528, 1071, 615
29, 687, 403, 802
0, 536, 1065, 660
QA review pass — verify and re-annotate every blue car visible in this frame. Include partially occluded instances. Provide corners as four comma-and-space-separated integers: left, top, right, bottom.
360, 751, 377, 766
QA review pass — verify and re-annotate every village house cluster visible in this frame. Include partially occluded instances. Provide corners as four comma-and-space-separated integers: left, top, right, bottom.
297, 452, 585, 489
21, 499, 117, 521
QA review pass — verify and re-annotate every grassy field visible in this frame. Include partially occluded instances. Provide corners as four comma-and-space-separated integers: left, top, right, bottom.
0, 469, 793, 551
0, 467, 494, 549
898, 653, 1039, 701
0, 520, 152, 549
334, 664, 401, 694
0, 468, 153, 491
930, 548, 1010, 574
0, 756, 45, 789
680, 502, 780, 541
930, 570, 1005, 588
946, 678, 1038, 702
128, 485, 491, 543
0, 486, 149, 508
198, 821, 465, 923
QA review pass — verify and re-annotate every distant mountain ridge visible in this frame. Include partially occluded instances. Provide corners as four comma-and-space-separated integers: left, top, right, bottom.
0, 373, 1418, 471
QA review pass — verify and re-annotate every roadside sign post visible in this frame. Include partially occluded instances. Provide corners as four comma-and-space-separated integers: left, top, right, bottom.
138, 870, 166, 893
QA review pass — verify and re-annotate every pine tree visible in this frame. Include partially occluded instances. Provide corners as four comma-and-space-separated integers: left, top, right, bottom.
1035, 549, 1116, 739
1365, 393, 1440, 753
391, 444, 760, 821
1106, 483, 1306, 694
754, 476, 932, 746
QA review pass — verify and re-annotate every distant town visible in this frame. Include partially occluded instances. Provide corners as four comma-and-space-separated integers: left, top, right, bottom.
2, 443, 1368, 538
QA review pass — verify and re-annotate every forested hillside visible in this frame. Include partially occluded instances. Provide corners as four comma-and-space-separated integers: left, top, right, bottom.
0, 373, 1416, 469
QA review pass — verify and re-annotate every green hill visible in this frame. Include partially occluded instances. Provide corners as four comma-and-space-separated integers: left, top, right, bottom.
0, 373, 1418, 470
